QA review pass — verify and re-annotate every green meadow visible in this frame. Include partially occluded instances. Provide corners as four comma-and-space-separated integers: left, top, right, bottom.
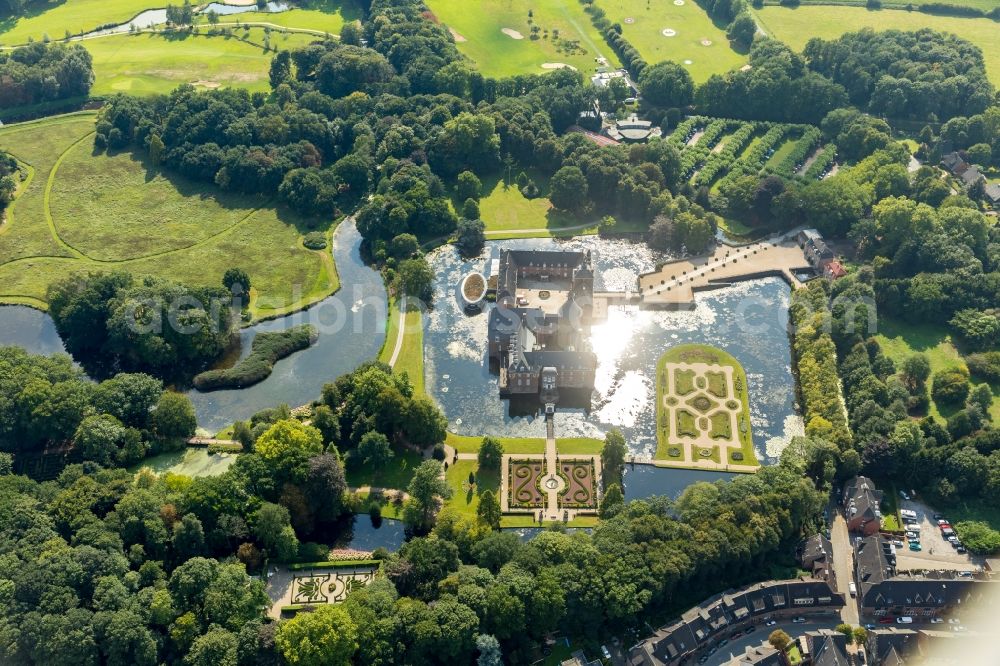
425, 0, 619, 77
0, 0, 153, 45
598, 0, 747, 82
86, 29, 318, 96
0, 113, 337, 319
753, 5, 1000, 86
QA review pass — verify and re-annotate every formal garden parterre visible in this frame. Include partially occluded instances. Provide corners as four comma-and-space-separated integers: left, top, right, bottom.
655, 343, 759, 469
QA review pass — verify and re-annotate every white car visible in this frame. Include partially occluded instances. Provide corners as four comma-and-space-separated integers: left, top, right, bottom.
930, 618, 945, 624
765, 620, 777, 627
896, 617, 913, 624
947, 536, 959, 543
948, 618, 961, 624
891, 540, 904, 547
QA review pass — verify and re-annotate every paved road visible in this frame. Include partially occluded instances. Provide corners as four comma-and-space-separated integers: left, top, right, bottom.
829, 509, 860, 625
702, 620, 833, 666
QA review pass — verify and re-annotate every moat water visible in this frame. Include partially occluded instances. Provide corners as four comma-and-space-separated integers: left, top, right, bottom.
424, 237, 804, 465
0, 220, 388, 432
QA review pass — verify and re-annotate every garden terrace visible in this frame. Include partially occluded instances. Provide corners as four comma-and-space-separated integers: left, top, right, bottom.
654, 343, 759, 470
557, 458, 598, 511
508, 459, 546, 509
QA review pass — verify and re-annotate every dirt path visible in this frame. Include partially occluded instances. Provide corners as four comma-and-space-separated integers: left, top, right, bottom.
483, 221, 594, 236
387, 295, 407, 367
795, 146, 824, 177
686, 130, 705, 147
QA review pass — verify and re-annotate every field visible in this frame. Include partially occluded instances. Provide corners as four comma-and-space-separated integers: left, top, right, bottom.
0, 0, 153, 45
85, 29, 318, 96
598, 0, 747, 82
0, 0, 359, 45
425, 0, 619, 77
0, 113, 337, 319
789, 0, 1000, 9
752, 6, 1000, 87
875, 317, 1000, 422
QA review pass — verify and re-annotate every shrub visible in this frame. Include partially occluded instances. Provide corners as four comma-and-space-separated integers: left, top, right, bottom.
967, 352, 1000, 383
953, 521, 1000, 555
193, 325, 318, 391
931, 368, 971, 406
303, 231, 327, 250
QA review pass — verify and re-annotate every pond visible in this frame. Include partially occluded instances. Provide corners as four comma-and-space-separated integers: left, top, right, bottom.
0, 219, 388, 433
130, 447, 238, 477
199, 2, 290, 16
424, 237, 803, 464
83, 9, 168, 38
331, 515, 408, 552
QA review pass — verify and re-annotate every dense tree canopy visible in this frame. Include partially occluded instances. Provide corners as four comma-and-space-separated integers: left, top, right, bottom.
0, 42, 94, 109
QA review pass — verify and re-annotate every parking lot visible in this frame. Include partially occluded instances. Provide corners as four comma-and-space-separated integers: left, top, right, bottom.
895, 498, 982, 570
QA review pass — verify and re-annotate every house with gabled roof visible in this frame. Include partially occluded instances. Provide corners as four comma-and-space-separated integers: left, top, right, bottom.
843, 476, 883, 535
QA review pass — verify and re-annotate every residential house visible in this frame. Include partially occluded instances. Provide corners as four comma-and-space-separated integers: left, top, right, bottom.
561, 649, 602, 666
797, 228, 836, 273
984, 182, 1000, 207
867, 627, 918, 665
628, 577, 844, 666
725, 643, 783, 666
842, 476, 883, 536
960, 164, 984, 188
854, 536, 999, 619
941, 152, 967, 175
802, 629, 850, 666
824, 260, 847, 280
798, 534, 836, 586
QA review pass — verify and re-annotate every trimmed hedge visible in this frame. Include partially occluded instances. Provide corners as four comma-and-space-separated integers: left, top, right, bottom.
193, 324, 318, 391
287, 559, 380, 571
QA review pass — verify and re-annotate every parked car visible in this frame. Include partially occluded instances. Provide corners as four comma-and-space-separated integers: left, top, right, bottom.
931, 618, 944, 624
792, 617, 806, 624
719, 639, 728, 647
897, 617, 913, 624
765, 620, 777, 627
849, 582, 857, 597
951, 540, 962, 548
900, 490, 910, 500
865, 624, 876, 630
745, 626, 757, 635
879, 617, 895, 624
891, 539, 904, 547
957, 546, 968, 554
909, 542, 922, 551
933, 513, 944, 521
601, 646, 611, 660
952, 626, 967, 633
947, 536, 959, 543
948, 618, 961, 624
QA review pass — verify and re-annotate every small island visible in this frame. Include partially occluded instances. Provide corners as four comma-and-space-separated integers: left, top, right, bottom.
654, 343, 759, 470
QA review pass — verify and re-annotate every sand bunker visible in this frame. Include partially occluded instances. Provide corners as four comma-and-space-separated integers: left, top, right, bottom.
662, 28, 677, 37
449, 27, 467, 42
541, 62, 577, 70
501, 28, 524, 39
683, 59, 693, 65
700, 39, 712, 46
193, 80, 222, 89
674, 0, 686, 5
624, 17, 635, 23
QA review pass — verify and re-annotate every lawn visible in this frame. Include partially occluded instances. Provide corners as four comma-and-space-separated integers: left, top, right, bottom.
478, 172, 570, 232
195, 0, 363, 35
790, 0, 1000, 9
446, 459, 501, 519
344, 447, 425, 490
445, 432, 604, 455
0, 113, 336, 319
425, 0, 619, 78
0, 0, 152, 45
874, 316, 999, 422
380, 298, 425, 395
84, 29, 318, 96
0, 0, 359, 45
752, 5, 1000, 87
598, 0, 747, 82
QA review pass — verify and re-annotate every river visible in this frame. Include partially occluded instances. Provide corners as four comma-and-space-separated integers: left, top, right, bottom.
0, 220, 388, 432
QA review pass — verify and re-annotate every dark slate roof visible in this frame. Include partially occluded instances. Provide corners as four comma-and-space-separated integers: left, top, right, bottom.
844, 476, 883, 524
801, 534, 833, 566
868, 628, 918, 665
805, 630, 850, 666
503, 248, 588, 269
984, 183, 1000, 202
523, 350, 597, 370
729, 643, 782, 666
961, 165, 984, 186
